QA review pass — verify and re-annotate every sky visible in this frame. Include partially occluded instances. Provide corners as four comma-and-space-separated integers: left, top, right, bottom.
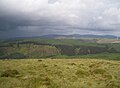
0, 0, 120, 38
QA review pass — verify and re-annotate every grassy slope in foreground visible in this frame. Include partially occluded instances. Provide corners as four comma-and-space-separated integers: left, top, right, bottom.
0, 59, 120, 88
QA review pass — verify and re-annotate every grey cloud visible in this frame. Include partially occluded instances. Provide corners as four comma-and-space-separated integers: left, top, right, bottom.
0, 0, 120, 38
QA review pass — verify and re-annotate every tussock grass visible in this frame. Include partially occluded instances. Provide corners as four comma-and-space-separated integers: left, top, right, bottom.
1, 69, 19, 77
0, 59, 120, 88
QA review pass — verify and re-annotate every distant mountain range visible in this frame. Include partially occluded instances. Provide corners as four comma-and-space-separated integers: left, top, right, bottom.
5, 34, 119, 40
40, 34, 119, 39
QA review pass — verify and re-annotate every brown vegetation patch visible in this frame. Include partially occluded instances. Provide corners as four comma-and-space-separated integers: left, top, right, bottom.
1, 70, 19, 77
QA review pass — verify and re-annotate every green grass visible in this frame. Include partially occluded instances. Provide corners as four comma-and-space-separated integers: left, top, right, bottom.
7, 38, 105, 47
44, 53, 120, 60
110, 43, 120, 52
0, 59, 120, 88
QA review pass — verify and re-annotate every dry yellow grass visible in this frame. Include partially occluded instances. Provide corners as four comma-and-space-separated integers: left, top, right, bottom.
97, 39, 120, 44
0, 59, 120, 88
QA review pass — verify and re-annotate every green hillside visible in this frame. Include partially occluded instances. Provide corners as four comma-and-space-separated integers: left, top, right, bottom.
0, 38, 120, 60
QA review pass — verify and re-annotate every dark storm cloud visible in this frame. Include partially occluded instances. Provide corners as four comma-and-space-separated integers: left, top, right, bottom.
0, 10, 33, 31
0, 13, 68, 32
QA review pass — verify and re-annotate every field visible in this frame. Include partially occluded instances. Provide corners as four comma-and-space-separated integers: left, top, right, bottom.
0, 59, 120, 88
